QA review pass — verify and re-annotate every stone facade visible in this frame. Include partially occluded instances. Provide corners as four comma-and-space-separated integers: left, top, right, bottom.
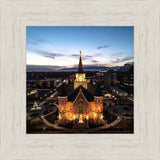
74, 73, 87, 89
58, 87, 103, 123
58, 51, 104, 126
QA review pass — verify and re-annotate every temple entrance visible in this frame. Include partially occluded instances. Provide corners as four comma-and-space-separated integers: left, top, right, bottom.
73, 114, 89, 130
78, 114, 83, 123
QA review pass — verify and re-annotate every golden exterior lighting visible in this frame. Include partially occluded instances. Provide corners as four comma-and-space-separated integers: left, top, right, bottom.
74, 73, 87, 89
94, 112, 97, 119
86, 115, 89, 120
74, 51, 87, 89
58, 89, 104, 123
27, 89, 37, 96
79, 114, 83, 123
58, 51, 104, 126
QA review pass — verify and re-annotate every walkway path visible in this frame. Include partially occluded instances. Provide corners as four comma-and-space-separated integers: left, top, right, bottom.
41, 116, 71, 131
39, 91, 58, 106
90, 117, 123, 131
41, 115, 123, 132
128, 97, 134, 102
39, 92, 131, 132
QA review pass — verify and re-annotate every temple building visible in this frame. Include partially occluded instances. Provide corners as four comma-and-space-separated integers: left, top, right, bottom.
58, 51, 104, 127
74, 51, 87, 89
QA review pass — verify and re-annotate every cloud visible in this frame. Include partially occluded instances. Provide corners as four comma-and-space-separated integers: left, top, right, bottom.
70, 54, 79, 57
111, 56, 134, 63
109, 52, 133, 57
70, 54, 93, 59
85, 55, 92, 58
33, 49, 64, 59
94, 53, 103, 56
70, 54, 100, 64
92, 60, 99, 63
27, 33, 49, 46
97, 45, 109, 49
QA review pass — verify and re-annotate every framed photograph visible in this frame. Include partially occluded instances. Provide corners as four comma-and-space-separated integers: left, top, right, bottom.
26, 26, 134, 134
0, 0, 159, 159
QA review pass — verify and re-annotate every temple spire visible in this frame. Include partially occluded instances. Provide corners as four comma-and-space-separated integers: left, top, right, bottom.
78, 51, 84, 73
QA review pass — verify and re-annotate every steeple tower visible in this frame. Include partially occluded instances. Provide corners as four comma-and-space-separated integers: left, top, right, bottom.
78, 51, 84, 73
74, 51, 87, 89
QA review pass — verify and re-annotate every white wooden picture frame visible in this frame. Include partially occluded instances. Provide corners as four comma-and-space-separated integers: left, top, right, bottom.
0, 0, 160, 159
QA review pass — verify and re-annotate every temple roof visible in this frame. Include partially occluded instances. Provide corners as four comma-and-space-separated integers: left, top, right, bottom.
95, 84, 102, 96
77, 51, 84, 73
68, 85, 94, 102
58, 83, 67, 96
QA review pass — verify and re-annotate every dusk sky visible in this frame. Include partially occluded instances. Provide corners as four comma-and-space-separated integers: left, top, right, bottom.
27, 26, 134, 69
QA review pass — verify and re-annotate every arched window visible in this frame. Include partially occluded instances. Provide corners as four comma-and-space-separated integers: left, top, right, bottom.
70, 114, 72, 120
98, 106, 100, 112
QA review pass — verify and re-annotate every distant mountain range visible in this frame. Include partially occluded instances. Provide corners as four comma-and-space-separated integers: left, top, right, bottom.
27, 65, 60, 72
27, 65, 121, 72
117, 62, 134, 72
59, 66, 121, 72
27, 62, 134, 72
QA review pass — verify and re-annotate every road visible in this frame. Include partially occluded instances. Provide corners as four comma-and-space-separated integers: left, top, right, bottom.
90, 117, 123, 131
128, 97, 134, 102
39, 91, 58, 106
41, 113, 123, 132
38, 90, 131, 132
41, 116, 71, 131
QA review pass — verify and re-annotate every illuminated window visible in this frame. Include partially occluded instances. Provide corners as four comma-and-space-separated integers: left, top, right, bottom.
79, 106, 83, 113
70, 114, 72, 120
79, 76, 82, 81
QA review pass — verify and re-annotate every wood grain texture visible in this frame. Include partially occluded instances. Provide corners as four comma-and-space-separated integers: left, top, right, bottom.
0, 0, 160, 159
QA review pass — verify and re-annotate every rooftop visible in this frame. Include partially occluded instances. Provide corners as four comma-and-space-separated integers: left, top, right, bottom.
77, 51, 84, 73
111, 86, 128, 93
68, 85, 94, 102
